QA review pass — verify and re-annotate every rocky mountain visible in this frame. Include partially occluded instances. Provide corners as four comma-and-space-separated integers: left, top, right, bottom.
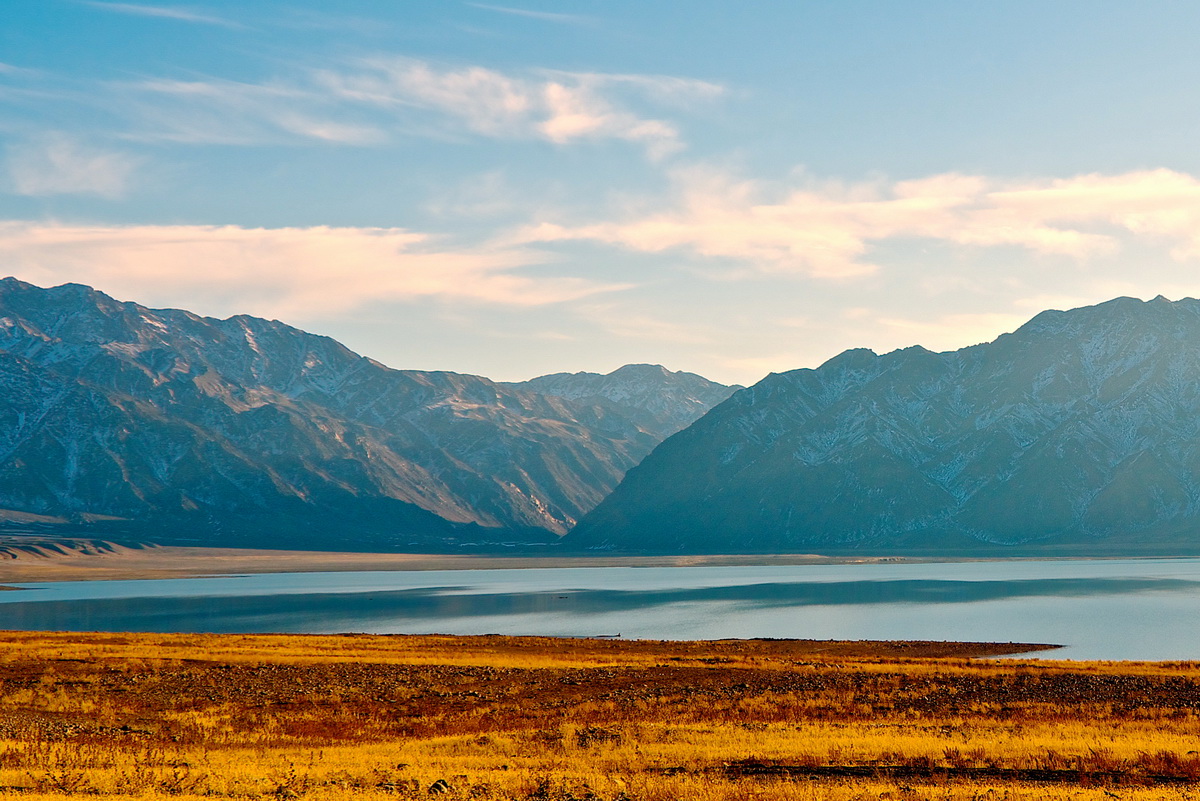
507, 364, 740, 440
569, 296, 1200, 554
0, 278, 732, 548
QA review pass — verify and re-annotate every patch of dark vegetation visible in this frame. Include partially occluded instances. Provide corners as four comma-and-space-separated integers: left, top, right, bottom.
689, 758, 1200, 785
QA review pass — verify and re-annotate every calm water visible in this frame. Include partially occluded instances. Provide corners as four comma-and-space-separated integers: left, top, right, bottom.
3, 558, 1200, 660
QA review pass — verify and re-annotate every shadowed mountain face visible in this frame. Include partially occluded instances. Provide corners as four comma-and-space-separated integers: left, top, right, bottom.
0, 279, 732, 547
569, 296, 1200, 554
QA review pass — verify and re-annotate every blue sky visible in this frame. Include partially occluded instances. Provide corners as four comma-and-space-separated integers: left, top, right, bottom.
4, 2, 1200, 384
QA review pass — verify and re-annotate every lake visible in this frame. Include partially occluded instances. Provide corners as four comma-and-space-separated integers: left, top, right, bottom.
2, 558, 1200, 660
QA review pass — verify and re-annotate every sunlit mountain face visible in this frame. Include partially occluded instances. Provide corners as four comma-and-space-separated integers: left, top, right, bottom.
0, 278, 734, 549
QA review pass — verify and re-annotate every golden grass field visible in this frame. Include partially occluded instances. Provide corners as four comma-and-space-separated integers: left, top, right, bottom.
1, 632, 1200, 800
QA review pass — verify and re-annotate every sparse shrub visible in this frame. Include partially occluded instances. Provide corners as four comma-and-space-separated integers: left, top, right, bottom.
27, 767, 93, 794
269, 761, 312, 798
575, 726, 622, 748
158, 761, 207, 795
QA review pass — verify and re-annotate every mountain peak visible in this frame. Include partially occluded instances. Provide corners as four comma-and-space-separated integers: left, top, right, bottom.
0, 278, 739, 544
509, 363, 739, 439
610, 363, 672, 377
819, 347, 878, 370
571, 293, 1200, 554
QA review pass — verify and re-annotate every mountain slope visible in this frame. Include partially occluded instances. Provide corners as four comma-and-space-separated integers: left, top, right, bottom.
569, 296, 1200, 553
508, 363, 740, 439
0, 278, 728, 547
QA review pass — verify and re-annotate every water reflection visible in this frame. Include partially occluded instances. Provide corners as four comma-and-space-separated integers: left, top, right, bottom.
1, 576, 1196, 636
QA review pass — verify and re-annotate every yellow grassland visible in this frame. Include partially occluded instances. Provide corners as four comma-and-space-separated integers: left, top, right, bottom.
0, 631, 1198, 800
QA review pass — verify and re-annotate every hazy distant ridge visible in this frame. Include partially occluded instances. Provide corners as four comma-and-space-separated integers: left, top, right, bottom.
508, 364, 740, 440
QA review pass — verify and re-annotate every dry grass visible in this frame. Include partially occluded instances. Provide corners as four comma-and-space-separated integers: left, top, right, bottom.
0, 631, 1196, 800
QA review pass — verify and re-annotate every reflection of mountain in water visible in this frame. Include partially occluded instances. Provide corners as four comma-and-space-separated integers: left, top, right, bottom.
1, 576, 1195, 634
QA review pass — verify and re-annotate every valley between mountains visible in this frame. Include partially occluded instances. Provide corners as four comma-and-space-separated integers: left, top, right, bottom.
5, 278, 1200, 556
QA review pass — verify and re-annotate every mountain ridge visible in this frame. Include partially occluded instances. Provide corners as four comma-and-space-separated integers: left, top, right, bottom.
0, 277, 734, 548
568, 295, 1200, 554
507, 363, 740, 440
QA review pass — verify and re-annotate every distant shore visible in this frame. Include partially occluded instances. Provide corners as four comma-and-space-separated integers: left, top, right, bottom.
4, 538, 1194, 584
0, 541, 915, 583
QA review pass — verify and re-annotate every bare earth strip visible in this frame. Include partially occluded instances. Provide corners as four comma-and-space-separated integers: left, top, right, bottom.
0, 540, 900, 583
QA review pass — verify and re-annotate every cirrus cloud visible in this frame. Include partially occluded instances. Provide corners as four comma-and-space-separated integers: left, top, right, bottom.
123, 78, 386, 145
466, 3, 594, 25
117, 58, 723, 158
315, 58, 722, 158
78, 2, 242, 28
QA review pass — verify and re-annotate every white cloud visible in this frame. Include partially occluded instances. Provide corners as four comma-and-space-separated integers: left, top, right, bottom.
6, 133, 139, 198
321, 60, 533, 136
0, 222, 628, 320
542, 71, 726, 106
124, 79, 384, 145
114, 59, 719, 156
514, 166, 1200, 279
79, 2, 241, 28
514, 167, 885, 278
537, 79, 682, 158
982, 169, 1200, 260
466, 3, 593, 25
315, 58, 721, 157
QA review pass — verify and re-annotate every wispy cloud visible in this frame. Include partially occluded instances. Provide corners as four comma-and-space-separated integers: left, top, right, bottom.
0, 62, 37, 77
0, 222, 627, 320
275, 9, 391, 35
467, 3, 594, 25
514, 166, 1200, 279
316, 58, 721, 158
6, 133, 139, 198
121, 78, 385, 145
79, 1, 242, 28
542, 70, 726, 106
110, 56, 721, 156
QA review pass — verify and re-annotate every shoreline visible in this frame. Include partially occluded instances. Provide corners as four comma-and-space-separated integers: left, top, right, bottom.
0, 630, 1062, 659
0, 542, 919, 583
1, 539, 1197, 583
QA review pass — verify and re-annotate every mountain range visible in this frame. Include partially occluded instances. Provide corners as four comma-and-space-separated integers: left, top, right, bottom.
0, 278, 736, 549
569, 295, 1200, 554
8, 279, 1200, 556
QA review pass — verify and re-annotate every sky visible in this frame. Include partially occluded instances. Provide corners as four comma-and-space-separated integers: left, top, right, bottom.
5, 2, 1200, 385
